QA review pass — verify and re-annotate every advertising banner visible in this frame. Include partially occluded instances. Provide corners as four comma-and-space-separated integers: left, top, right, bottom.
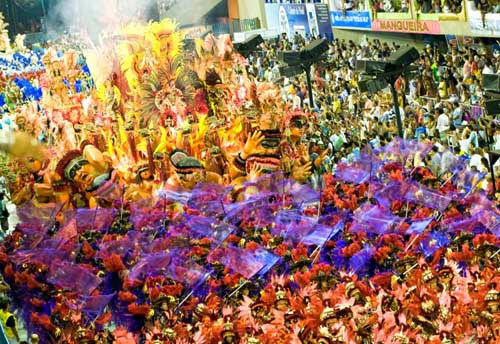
283, 4, 311, 37
265, 3, 281, 32
306, 3, 319, 37
371, 19, 441, 34
315, 3, 334, 39
265, 3, 332, 39
265, 3, 309, 38
330, 11, 371, 29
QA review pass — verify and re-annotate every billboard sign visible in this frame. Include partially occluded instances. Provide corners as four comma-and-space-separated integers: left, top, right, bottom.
467, 2, 500, 37
330, 11, 371, 29
266, 3, 333, 39
371, 19, 441, 34
315, 3, 334, 39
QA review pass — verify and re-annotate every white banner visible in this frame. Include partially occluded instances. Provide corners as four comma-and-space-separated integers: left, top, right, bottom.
306, 3, 319, 38
467, 1, 500, 37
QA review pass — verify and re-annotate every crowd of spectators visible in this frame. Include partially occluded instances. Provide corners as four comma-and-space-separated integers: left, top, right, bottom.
415, 0, 464, 13
371, 0, 410, 13
247, 33, 500, 194
370, 0, 500, 14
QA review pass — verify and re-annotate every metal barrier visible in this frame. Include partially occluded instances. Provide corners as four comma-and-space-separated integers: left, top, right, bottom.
212, 22, 231, 36
242, 18, 260, 31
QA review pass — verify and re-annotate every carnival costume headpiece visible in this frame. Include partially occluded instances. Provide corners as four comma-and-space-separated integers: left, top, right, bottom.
169, 149, 204, 174
56, 150, 86, 182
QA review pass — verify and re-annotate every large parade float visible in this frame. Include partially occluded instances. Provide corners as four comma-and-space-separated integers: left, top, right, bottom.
0, 13, 499, 344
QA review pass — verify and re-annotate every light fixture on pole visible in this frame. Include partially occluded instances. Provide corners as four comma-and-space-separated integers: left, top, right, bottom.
488, 151, 500, 195
277, 38, 329, 108
233, 34, 264, 58
482, 74, 500, 195
482, 73, 500, 150
356, 46, 420, 138
482, 74, 500, 117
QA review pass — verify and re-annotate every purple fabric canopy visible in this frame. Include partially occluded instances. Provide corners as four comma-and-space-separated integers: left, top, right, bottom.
62, 208, 116, 233
406, 217, 434, 235
17, 202, 64, 231
419, 231, 449, 257
453, 169, 486, 193
165, 257, 208, 287
335, 164, 371, 184
245, 173, 319, 206
286, 182, 320, 207
156, 184, 191, 204
55, 218, 78, 242
373, 181, 408, 208
351, 203, 403, 235
251, 247, 280, 277
81, 293, 115, 319
335, 150, 382, 185
48, 261, 101, 295
380, 138, 432, 164
187, 182, 228, 217
128, 252, 172, 281
374, 180, 451, 212
477, 210, 500, 232
274, 210, 317, 242
12, 248, 68, 266
207, 245, 279, 279
444, 214, 482, 233
404, 182, 451, 212
223, 192, 276, 226
168, 215, 236, 246
97, 236, 133, 259
301, 221, 344, 246
349, 244, 375, 273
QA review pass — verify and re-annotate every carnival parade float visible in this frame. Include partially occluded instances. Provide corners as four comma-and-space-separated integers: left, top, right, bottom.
0, 14, 499, 344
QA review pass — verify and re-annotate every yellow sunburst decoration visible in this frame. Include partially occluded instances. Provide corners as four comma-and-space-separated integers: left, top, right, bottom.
146, 19, 182, 61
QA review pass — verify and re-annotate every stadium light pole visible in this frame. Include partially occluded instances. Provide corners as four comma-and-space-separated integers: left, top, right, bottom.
389, 80, 404, 138
356, 46, 420, 138
278, 39, 330, 109
489, 151, 499, 194
482, 74, 500, 194
304, 63, 314, 108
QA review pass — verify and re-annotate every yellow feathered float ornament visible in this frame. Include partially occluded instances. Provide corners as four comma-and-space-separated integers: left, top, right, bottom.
116, 19, 187, 126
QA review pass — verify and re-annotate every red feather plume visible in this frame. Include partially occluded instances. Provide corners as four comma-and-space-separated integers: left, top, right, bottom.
102, 253, 126, 273
127, 303, 151, 316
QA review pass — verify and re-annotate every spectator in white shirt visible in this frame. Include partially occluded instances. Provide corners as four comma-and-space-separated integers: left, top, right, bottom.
452, 104, 463, 128
469, 148, 484, 171
440, 148, 457, 176
463, 59, 472, 78
483, 62, 494, 75
494, 129, 500, 150
292, 93, 301, 110
436, 109, 450, 142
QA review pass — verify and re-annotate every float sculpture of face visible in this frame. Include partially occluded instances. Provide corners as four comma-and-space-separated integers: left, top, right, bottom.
15, 115, 26, 131
243, 101, 283, 176
169, 150, 206, 190
205, 69, 231, 119
245, 132, 282, 175
59, 152, 92, 192
137, 165, 153, 183
25, 156, 43, 174
56, 145, 110, 193
285, 111, 308, 141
